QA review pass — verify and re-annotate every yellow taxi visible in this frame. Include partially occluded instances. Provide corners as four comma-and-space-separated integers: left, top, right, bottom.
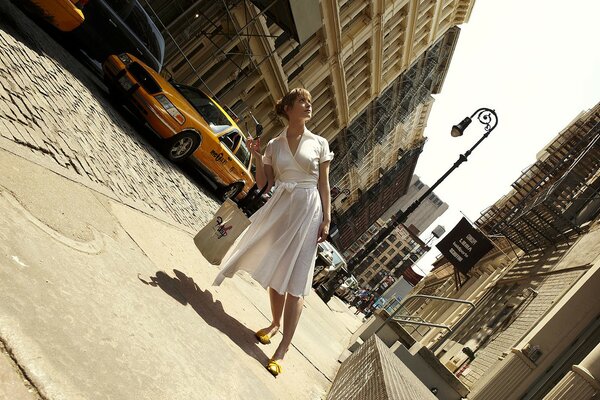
22, 0, 86, 32
102, 53, 256, 201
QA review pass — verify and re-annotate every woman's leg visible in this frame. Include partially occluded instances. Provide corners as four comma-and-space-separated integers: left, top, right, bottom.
272, 293, 304, 361
260, 288, 284, 335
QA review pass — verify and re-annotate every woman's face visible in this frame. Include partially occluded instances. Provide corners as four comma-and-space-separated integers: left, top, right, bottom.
285, 94, 312, 122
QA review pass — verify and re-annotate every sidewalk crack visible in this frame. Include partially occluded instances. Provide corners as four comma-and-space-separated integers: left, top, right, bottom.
0, 337, 45, 400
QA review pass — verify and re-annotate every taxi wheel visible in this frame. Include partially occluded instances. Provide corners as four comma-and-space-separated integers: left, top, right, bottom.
219, 182, 244, 201
166, 131, 200, 162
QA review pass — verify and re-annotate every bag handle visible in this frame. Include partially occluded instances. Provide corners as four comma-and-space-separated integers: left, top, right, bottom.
257, 184, 269, 197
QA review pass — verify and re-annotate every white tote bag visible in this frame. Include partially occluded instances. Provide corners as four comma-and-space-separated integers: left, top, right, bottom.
194, 199, 251, 265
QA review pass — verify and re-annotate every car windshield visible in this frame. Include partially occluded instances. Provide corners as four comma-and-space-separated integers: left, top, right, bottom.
321, 242, 344, 267
174, 85, 232, 130
118, 2, 165, 67
332, 250, 344, 267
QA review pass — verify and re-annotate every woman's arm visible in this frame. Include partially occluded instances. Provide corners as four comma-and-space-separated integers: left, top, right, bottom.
317, 160, 332, 243
262, 163, 275, 193
249, 138, 275, 193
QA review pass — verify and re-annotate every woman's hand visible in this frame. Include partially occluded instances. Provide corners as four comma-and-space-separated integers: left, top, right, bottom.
247, 137, 262, 158
317, 220, 330, 243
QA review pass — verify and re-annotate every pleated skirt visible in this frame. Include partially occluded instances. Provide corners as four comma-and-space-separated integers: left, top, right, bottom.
212, 184, 322, 297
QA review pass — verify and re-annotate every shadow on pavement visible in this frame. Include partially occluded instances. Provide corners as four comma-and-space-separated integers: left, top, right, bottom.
138, 269, 270, 366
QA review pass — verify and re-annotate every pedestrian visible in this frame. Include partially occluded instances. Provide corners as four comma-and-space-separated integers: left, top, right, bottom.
212, 88, 333, 377
352, 288, 368, 308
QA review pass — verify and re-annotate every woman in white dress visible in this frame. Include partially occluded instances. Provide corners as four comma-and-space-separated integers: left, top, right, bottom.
212, 88, 333, 376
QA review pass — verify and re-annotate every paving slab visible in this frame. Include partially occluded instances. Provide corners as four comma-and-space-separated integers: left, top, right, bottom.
0, 342, 40, 400
0, 144, 362, 399
0, 2, 365, 398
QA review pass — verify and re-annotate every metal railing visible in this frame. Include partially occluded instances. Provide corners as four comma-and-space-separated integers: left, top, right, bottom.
374, 294, 476, 338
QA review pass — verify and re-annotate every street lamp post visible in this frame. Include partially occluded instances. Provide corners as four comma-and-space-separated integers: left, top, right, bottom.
346, 108, 499, 273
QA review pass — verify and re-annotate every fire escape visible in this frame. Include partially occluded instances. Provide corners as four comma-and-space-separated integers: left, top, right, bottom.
477, 104, 600, 252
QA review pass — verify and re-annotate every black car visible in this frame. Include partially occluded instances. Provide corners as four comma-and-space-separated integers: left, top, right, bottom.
74, 0, 164, 71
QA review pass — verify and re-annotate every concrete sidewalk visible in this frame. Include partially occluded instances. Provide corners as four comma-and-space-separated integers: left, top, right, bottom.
0, 148, 362, 400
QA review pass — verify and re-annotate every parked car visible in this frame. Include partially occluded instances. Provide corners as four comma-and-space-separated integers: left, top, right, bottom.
19, 0, 164, 72
335, 275, 359, 300
102, 53, 256, 201
315, 241, 334, 270
20, 0, 86, 32
313, 241, 346, 287
73, 0, 164, 71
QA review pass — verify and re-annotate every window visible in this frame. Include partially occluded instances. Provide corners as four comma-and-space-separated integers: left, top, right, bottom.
174, 85, 232, 130
221, 131, 241, 152
389, 254, 402, 266
234, 137, 251, 168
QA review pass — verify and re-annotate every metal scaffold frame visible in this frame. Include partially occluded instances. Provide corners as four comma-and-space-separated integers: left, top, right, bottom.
330, 29, 458, 186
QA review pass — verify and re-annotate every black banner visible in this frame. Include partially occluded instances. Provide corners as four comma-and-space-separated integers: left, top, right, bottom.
436, 218, 494, 274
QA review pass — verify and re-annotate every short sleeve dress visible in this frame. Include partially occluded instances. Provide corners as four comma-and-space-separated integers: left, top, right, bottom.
212, 128, 334, 297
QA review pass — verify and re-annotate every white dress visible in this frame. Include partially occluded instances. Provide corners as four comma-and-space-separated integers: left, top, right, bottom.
212, 128, 334, 297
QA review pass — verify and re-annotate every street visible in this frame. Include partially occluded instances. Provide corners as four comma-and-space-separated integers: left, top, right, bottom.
0, 0, 218, 230
0, 1, 362, 399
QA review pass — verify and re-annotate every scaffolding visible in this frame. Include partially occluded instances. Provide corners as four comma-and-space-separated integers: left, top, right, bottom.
330, 27, 460, 186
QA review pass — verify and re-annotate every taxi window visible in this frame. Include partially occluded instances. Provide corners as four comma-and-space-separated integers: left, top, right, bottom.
235, 139, 252, 168
174, 85, 232, 130
220, 131, 251, 169
221, 131, 241, 151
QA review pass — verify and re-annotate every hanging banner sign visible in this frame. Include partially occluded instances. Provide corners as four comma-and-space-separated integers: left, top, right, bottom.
435, 218, 494, 274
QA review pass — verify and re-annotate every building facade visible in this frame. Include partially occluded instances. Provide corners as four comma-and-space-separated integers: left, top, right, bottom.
353, 222, 428, 289
141, 0, 473, 234
144, 0, 474, 144
338, 174, 447, 272
381, 174, 449, 234
330, 28, 458, 248
373, 101, 600, 399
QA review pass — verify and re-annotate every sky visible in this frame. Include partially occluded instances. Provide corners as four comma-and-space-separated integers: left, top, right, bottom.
411, 0, 600, 275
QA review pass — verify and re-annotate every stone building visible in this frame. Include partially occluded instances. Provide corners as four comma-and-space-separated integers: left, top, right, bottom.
359, 101, 600, 399
329, 30, 458, 248
141, 0, 473, 231
381, 174, 448, 233
353, 222, 428, 289
143, 0, 474, 141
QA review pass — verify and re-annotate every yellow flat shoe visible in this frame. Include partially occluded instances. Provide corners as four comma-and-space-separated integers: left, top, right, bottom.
266, 359, 282, 377
255, 328, 276, 345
